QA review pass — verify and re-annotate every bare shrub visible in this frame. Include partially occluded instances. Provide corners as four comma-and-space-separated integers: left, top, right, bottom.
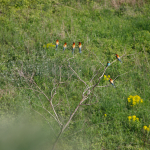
110, 0, 144, 8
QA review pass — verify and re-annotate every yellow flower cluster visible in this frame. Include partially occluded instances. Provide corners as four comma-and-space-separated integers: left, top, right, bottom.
128, 115, 139, 122
104, 114, 107, 117
128, 95, 143, 106
143, 125, 150, 132
103, 75, 110, 81
43, 43, 55, 48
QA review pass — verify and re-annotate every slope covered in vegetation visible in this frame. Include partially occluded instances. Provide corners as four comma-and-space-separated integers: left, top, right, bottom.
0, 0, 150, 149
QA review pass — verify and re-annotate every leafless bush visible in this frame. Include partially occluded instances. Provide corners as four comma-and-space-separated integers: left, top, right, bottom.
110, 0, 144, 8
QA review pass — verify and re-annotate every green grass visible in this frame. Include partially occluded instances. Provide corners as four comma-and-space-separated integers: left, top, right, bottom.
0, 0, 150, 149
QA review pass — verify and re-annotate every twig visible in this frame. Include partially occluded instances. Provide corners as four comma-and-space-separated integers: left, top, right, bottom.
68, 63, 89, 87
32, 79, 50, 101
80, 101, 98, 105
96, 84, 109, 88
113, 71, 131, 81
18, 66, 62, 127
49, 84, 63, 126
91, 66, 108, 90
59, 66, 62, 82
61, 93, 90, 134
54, 99, 63, 107
31, 107, 56, 136
64, 5, 78, 11
90, 66, 103, 82
65, 121, 108, 139
86, 48, 104, 67
33, 103, 59, 124
91, 53, 133, 90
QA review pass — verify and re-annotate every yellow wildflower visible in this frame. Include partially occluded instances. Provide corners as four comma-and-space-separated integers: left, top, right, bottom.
104, 114, 107, 117
103, 75, 106, 79
127, 95, 143, 106
49, 43, 55, 47
103, 75, 110, 81
143, 126, 147, 130
136, 98, 140, 104
128, 95, 132, 103
132, 97, 136, 102
128, 116, 132, 121
106, 75, 110, 80
103, 75, 107, 81
134, 95, 140, 104
129, 95, 133, 99
137, 95, 141, 99
132, 101, 136, 106
147, 128, 150, 132
46, 43, 50, 48
140, 99, 143, 103
128, 98, 131, 103
135, 95, 140, 99
136, 118, 139, 122
132, 115, 136, 121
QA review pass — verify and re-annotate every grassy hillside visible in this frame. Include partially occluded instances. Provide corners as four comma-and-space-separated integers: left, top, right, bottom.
0, 0, 150, 149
